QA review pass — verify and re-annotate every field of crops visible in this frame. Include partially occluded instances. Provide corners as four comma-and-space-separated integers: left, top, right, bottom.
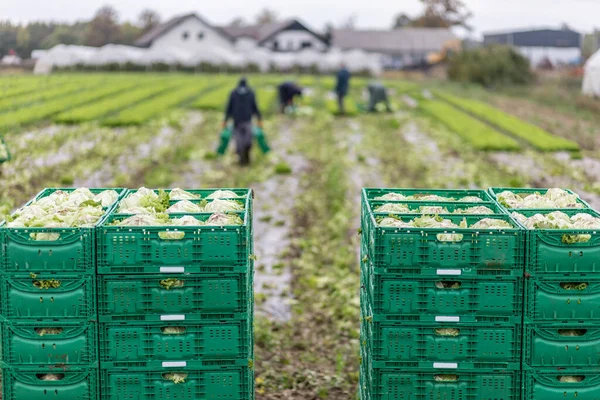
1, 72, 600, 400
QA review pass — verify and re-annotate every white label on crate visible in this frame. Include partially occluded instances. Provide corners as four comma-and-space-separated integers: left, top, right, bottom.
436, 269, 462, 276
434, 363, 458, 369
161, 315, 185, 321
160, 267, 185, 273
435, 316, 460, 322
163, 361, 187, 368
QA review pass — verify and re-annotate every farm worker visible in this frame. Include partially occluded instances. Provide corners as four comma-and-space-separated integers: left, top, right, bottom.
278, 81, 303, 113
223, 77, 263, 166
367, 81, 392, 113
335, 64, 351, 115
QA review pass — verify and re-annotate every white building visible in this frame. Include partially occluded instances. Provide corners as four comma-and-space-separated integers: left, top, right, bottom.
583, 49, 600, 97
136, 14, 328, 56
483, 27, 582, 67
219, 20, 328, 53
135, 13, 235, 54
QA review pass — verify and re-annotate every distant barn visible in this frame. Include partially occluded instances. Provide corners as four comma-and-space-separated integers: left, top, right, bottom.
483, 27, 582, 67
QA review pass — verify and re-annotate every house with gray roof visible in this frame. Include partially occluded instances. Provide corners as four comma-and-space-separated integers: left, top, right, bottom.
332, 28, 457, 69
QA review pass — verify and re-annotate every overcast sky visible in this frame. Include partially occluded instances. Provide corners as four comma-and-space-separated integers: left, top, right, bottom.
1, 0, 598, 37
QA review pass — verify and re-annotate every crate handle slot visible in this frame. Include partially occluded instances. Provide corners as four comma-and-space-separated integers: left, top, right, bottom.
158, 231, 186, 240
29, 232, 62, 241
558, 376, 585, 383
160, 326, 187, 335
435, 328, 460, 337
434, 374, 458, 382
162, 373, 188, 384
435, 281, 462, 289
436, 234, 464, 243
159, 278, 185, 290
36, 374, 64, 381
558, 329, 587, 337
559, 282, 589, 291
35, 327, 64, 336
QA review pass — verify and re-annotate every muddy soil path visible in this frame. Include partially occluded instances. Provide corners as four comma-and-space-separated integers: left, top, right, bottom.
252, 119, 309, 321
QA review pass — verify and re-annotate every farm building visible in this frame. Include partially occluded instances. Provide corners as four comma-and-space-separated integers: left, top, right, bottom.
136, 13, 327, 55
218, 20, 329, 53
583, 49, 600, 97
331, 28, 458, 70
483, 27, 582, 67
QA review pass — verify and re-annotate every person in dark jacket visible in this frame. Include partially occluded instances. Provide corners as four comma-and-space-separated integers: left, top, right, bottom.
335, 64, 351, 115
223, 78, 262, 166
367, 81, 392, 113
278, 81, 303, 113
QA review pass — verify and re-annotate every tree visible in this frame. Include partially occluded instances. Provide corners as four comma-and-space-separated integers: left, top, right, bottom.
323, 22, 334, 45
84, 5, 121, 47
340, 14, 357, 30
255, 8, 277, 26
229, 17, 246, 28
392, 13, 413, 29
411, 0, 472, 29
119, 22, 142, 45
138, 9, 160, 34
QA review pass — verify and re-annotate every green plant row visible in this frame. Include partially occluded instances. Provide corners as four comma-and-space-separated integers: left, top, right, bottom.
325, 95, 359, 116
0, 77, 66, 99
0, 77, 103, 112
420, 99, 521, 151
191, 86, 232, 111
102, 84, 205, 126
435, 91, 579, 151
53, 82, 175, 124
0, 82, 141, 131
256, 88, 278, 115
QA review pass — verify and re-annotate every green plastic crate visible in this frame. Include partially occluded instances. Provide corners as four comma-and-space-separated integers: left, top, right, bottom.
0, 273, 96, 320
1, 321, 98, 365
100, 366, 253, 400
97, 273, 252, 322
1, 366, 98, 400
524, 370, 600, 399
525, 278, 600, 323
489, 187, 592, 210
362, 271, 524, 323
524, 324, 600, 368
99, 318, 252, 369
97, 213, 252, 275
513, 209, 600, 276
1, 188, 125, 273
370, 369, 520, 400
363, 322, 522, 370
363, 213, 524, 273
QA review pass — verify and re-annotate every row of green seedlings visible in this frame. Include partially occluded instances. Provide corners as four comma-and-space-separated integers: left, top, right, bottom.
419, 99, 521, 151
0, 81, 145, 132
0, 75, 83, 102
434, 91, 579, 152
53, 81, 180, 124
0, 76, 105, 113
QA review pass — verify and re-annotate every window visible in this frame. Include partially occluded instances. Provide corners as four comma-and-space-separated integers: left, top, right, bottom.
273, 40, 280, 51
301, 41, 312, 49
182, 31, 189, 40
197, 32, 204, 40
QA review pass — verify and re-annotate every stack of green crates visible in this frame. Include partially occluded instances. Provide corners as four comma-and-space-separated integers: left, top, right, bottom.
489, 187, 600, 399
0, 188, 125, 400
96, 188, 255, 400
359, 188, 524, 400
